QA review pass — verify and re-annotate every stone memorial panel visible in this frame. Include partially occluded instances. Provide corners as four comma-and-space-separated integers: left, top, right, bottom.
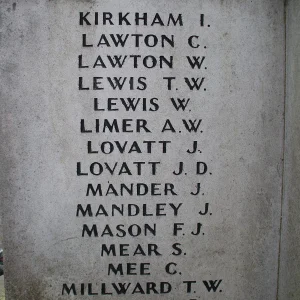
0, 1, 286, 299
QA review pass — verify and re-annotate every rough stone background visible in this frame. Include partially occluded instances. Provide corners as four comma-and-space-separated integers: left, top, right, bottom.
0, 0, 290, 300
0, 214, 4, 300
278, 0, 300, 299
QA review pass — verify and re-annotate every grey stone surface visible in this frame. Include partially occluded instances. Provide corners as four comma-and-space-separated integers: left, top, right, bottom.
0, 1, 285, 300
278, 0, 300, 299
0, 277, 4, 300
0, 210, 3, 299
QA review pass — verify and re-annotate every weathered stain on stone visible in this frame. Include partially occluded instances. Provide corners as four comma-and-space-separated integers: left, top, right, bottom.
5, 275, 51, 300
49, 0, 96, 2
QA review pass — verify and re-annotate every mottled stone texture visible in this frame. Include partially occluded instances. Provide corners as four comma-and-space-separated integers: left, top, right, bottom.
0, 1, 285, 300
278, 1, 300, 299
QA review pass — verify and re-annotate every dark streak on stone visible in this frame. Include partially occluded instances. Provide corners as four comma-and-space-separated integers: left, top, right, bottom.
49, 0, 96, 2
8, 276, 51, 300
